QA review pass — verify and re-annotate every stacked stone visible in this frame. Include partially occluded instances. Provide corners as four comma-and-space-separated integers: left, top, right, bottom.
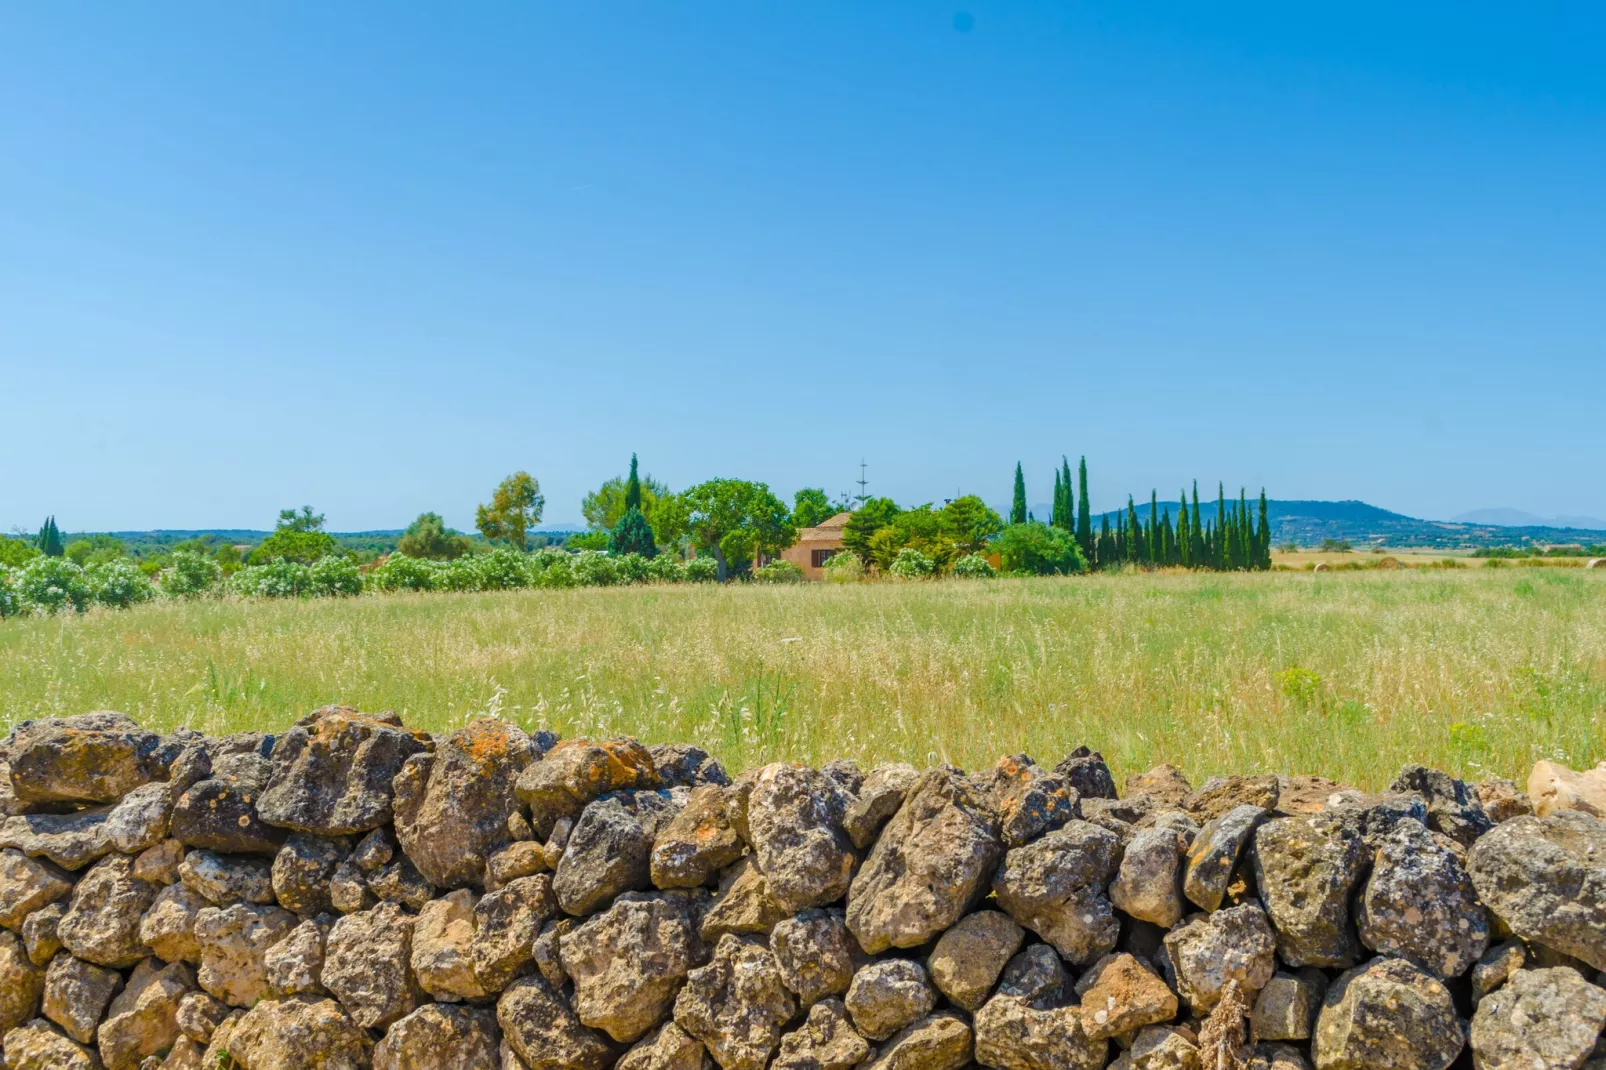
1, 710, 1604, 1069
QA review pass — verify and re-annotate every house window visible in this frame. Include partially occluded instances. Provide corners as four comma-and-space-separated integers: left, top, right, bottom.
811, 549, 838, 568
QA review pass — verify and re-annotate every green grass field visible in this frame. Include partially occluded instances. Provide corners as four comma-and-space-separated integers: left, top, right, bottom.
3, 569, 1603, 790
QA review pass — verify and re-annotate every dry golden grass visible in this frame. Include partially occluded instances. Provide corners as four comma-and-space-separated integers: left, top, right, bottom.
3, 569, 1603, 790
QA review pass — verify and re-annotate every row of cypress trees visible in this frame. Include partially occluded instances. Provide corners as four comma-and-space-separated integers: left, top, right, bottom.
1026, 458, 1272, 571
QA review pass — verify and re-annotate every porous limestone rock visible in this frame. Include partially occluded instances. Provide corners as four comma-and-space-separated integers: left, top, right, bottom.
192, 901, 296, 1007
1311, 957, 1464, 1070
471, 873, 557, 993
374, 1002, 502, 1070
992, 821, 1122, 965
321, 900, 422, 1029
618, 1020, 714, 1070
558, 891, 704, 1043
1251, 813, 1366, 967
1074, 951, 1179, 1042
7, 713, 166, 805
0, 806, 116, 871
863, 1011, 973, 1070
224, 995, 373, 1070
1469, 809, 1606, 970
270, 833, 349, 915
136, 883, 207, 965
844, 958, 937, 1041
0, 847, 73, 930
1355, 816, 1489, 978
42, 949, 120, 1043
1468, 966, 1606, 1070
58, 853, 162, 968
673, 933, 796, 1070
0, 928, 46, 1034
95, 957, 191, 1070
746, 763, 857, 913
843, 763, 920, 850
649, 784, 745, 890
555, 790, 683, 916
1163, 904, 1277, 1013
1112, 825, 1190, 929
497, 973, 617, 1070
771, 998, 869, 1070
410, 887, 489, 1002
255, 706, 428, 836
177, 849, 275, 906
516, 738, 660, 838
770, 907, 859, 1007
987, 754, 1079, 849
2, 1016, 103, 1070
103, 782, 173, 855
263, 915, 329, 996
1184, 804, 1268, 913
926, 907, 1024, 1011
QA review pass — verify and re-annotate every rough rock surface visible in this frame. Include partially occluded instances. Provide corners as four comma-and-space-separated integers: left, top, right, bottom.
1251, 813, 1366, 967
926, 908, 1023, 1011
225, 995, 373, 1070
192, 901, 297, 1007
136, 883, 206, 964
973, 993, 1105, 1070
257, 707, 428, 836
0, 930, 45, 1035
3, 1016, 103, 1070
1469, 809, 1606, 970
472, 873, 557, 992
169, 750, 285, 855
1355, 817, 1488, 978
847, 768, 1002, 953
746, 764, 857, 913
844, 958, 937, 1040
771, 998, 869, 1070
392, 718, 541, 889
1312, 957, 1463, 1070
843, 764, 919, 850
0, 807, 116, 871
41, 949, 119, 1043
321, 900, 421, 1029
1112, 824, 1190, 929
517, 738, 660, 837
988, 754, 1080, 848
411, 887, 489, 1002
618, 1020, 713, 1070
650, 784, 744, 890
992, 821, 1122, 964
498, 973, 616, 1070
864, 1011, 973, 1070
1468, 966, 1606, 1070
95, 957, 189, 1070
560, 891, 704, 1043
770, 907, 858, 1007
1185, 803, 1268, 912
58, 854, 162, 968
673, 933, 796, 1070
373, 1002, 501, 1070
0, 848, 73, 930
556, 790, 683, 916
7, 713, 166, 805
1163, 904, 1277, 1012
1075, 951, 1179, 1041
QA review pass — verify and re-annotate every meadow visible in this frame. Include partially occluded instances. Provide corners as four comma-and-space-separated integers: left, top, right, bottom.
2, 568, 1603, 791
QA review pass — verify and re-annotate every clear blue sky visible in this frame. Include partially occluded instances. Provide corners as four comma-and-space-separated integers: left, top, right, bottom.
3, 3, 1603, 532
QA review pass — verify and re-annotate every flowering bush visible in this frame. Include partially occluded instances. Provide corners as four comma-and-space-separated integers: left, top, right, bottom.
470, 548, 534, 591
86, 560, 155, 608
646, 555, 686, 583
18, 557, 90, 613
614, 553, 653, 585
231, 559, 311, 598
888, 547, 936, 579
683, 557, 719, 583
570, 551, 620, 587
307, 556, 363, 597
754, 560, 805, 584
160, 551, 222, 599
953, 553, 997, 579
529, 548, 575, 588
371, 553, 440, 592
0, 566, 21, 618
823, 551, 864, 583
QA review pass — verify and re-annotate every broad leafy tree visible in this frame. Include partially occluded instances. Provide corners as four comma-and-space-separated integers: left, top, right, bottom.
842, 497, 901, 563
476, 472, 545, 552
682, 478, 795, 581
397, 512, 471, 560
941, 495, 1004, 555
792, 488, 835, 529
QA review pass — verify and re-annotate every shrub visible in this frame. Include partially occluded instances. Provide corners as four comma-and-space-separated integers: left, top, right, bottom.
754, 560, 805, 584
308, 556, 363, 597
823, 551, 864, 583
995, 522, 1087, 575
683, 557, 719, 583
471, 548, 534, 591
953, 553, 997, 578
161, 550, 223, 599
528, 548, 576, 588
614, 553, 653, 584
371, 553, 440, 592
645, 554, 685, 583
249, 529, 340, 565
231, 559, 311, 598
570, 551, 620, 587
566, 530, 610, 552
0, 566, 21, 617
436, 555, 484, 592
0, 538, 39, 569
18, 557, 90, 613
86, 560, 154, 609
888, 547, 936, 579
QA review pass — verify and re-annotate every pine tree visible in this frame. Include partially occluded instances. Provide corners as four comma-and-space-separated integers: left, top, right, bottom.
624, 454, 643, 512
1011, 463, 1028, 525
610, 506, 657, 558
1076, 457, 1093, 561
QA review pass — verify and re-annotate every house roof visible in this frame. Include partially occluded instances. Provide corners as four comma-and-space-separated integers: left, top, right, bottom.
797, 512, 853, 541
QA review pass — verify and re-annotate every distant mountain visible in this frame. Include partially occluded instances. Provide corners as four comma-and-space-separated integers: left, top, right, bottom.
1034, 499, 1606, 549
1452, 508, 1606, 532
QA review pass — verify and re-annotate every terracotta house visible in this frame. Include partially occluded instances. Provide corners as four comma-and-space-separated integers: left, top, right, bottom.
781, 512, 852, 579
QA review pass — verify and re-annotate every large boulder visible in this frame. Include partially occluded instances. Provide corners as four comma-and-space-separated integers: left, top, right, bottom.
673, 933, 796, 1070
1251, 812, 1366, 967
0, 928, 45, 1034
321, 900, 422, 1029
374, 1002, 501, 1070
58, 853, 162, 968
746, 763, 857, 913
0, 847, 73, 930
972, 993, 1106, 1070
1468, 966, 1606, 1069
1530, 760, 1606, 818
192, 901, 297, 1007
471, 873, 558, 992
651, 784, 745, 890
844, 958, 937, 1041
986, 755, 1079, 849
769, 907, 859, 1007
224, 995, 373, 1070
169, 750, 285, 855
846, 769, 1002, 954
1355, 817, 1489, 978
410, 887, 489, 1002
41, 949, 119, 1042
2, 1017, 102, 1070
136, 883, 206, 964
991, 821, 1121, 964
843, 763, 920, 850
1184, 803, 1268, 912
0, 806, 116, 871
516, 738, 660, 837
772, 998, 870, 1070
7, 713, 167, 805
559, 891, 704, 1043
497, 973, 617, 1070
1311, 957, 1464, 1070
95, 957, 191, 1070
1110, 825, 1190, 929
927, 908, 1024, 1011
863, 1011, 974, 1070
391, 718, 542, 889
257, 707, 429, 835
554, 789, 684, 916
1469, 809, 1606, 970
1163, 904, 1277, 1013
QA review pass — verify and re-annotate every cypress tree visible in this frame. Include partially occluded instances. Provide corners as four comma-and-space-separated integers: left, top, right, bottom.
1061, 457, 1075, 532
624, 453, 642, 512
1011, 463, 1028, 525
1098, 514, 1111, 569
1148, 491, 1159, 565
1126, 497, 1141, 564
1215, 484, 1228, 569
1160, 507, 1173, 565
1177, 490, 1191, 568
36, 517, 64, 558
1076, 457, 1093, 561
1051, 469, 1067, 530
1257, 489, 1271, 569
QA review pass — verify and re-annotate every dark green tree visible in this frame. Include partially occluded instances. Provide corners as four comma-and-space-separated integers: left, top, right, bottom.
624, 454, 643, 511
610, 506, 658, 558
791, 488, 835, 529
1051, 469, 1067, 530
397, 512, 471, 560
36, 517, 65, 558
843, 497, 902, 563
276, 506, 325, 533
1076, 457, 1093, 561
1010, 463, 1028, 525
1257, 489, 1272, 569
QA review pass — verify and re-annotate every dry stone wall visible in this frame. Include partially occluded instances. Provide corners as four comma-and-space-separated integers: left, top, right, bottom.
1, 707, 1603, 1070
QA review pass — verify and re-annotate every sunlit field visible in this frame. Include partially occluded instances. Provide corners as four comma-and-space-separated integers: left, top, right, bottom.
3, 569, 1603, 790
